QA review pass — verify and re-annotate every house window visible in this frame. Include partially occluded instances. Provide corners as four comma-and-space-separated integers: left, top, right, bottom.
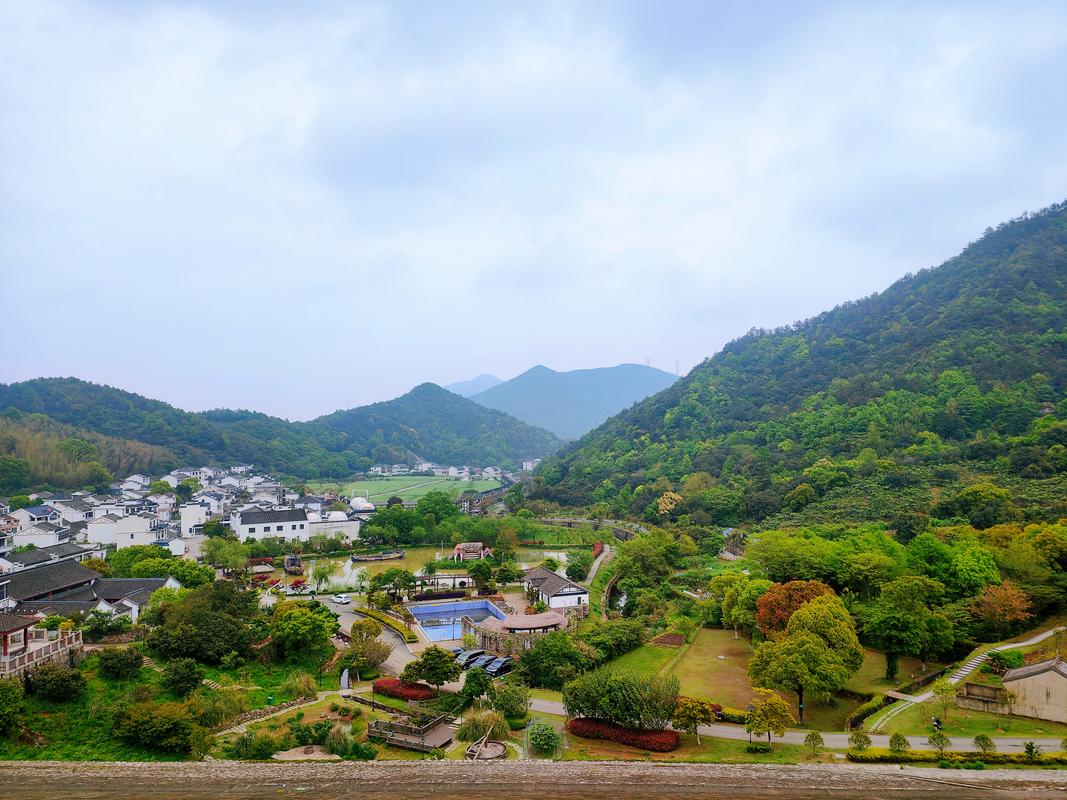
276, 525, 283, 532
299, 524, 304, 530
291, 524, 296, 530
130, 533, 134, 539
248, 527, 256, 533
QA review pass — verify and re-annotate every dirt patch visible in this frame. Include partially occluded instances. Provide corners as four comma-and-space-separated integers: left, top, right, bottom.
651, 633, 686, 647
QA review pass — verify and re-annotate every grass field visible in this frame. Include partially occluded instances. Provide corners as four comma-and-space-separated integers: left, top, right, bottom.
844, 648, 943, 695
307, 476, 500, 502
881, 699, 1067, 739
604, 642, 680, 675
668, 628, 862, 731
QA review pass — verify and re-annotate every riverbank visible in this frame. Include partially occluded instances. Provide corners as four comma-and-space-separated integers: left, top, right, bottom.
0, 760, 1064, 799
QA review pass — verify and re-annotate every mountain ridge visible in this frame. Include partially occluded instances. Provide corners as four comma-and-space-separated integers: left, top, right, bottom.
470, 362, 678, 439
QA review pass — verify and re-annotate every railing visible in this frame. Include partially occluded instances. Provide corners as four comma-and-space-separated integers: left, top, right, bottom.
369, 713, 450, 737
0, 630, 83, 677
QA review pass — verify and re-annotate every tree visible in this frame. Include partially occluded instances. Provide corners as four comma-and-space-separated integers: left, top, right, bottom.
955, 482, 1016, 529
489, 680, 530, 720
890, 511, 930, 544
0, 456, 30, 493
83, 557, 112, 577
1022, 741, 1043, 763
400, 646, 461, 694
848, 731, 872, 752
495, 562, 523, 586
722, 577, 772, 638
972, 733, 996, 755
784, 483, 816, 510
109, 545, 173, 578
311, 559, 340, 591
785, 595, 864, 673
467, 559, 493, 589
745, 688, 795, 748
163, 658, 205, 698
804, 730, 824, 756
98, 647, 144, 680
968, 581, 1031, 639
863, 576, 952, 679
0, 678, 24, 735
26, 663, 85, 702
528, 720, 561, 754
755, 580, 834, 635
461, 667, 491, 705
930, 677, 956, 721
927, 730, 950, 758
518, 631, 592, 690
202, 537, 249, 574
201, 518, 228, 538
7, 495, 34, 511
749, 630, 850, 723
495, 527, 519, 561
270, 601, 337, 660
673, 696, 719, 744
414, 490, 460, 524
175, 478, 201, 503
889, 732, 910, 758
149, 480, 175, 495
131, 558, 215, 587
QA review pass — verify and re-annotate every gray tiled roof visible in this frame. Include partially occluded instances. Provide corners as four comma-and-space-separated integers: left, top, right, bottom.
1003, 656, 1067, 683
0, 560, 99, 600
238, 509, 307, 525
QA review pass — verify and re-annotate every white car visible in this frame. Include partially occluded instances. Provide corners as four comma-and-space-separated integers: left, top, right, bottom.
330, 594, 351, 605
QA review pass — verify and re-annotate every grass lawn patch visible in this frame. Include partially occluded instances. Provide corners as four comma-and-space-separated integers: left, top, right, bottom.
883, 699, 1067, 738
563, 731, 829, 763
307, 476, 500, 503
603, 643, 678, 675
199, 654, 339, 709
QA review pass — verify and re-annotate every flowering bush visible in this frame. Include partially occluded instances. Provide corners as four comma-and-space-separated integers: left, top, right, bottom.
246, 557, 275, 566
592, 541, 604, 559
289, 578, 306, 587
566, 718, 679, 752
372, 678, 434, 701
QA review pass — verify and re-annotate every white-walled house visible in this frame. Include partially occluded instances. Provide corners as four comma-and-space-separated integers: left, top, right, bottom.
12, 523, 70, 549
10, 505, 61, 531
523, 567, 589, 609
177, 503, 210, 537
146, 494, 176, 520
307, 511, 361, 542
230, 508, 310, 542
50, 499, 94, 524
85, 513, 168, 549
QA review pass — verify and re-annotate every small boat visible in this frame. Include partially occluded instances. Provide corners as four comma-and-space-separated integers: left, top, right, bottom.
351, 549, 406, 563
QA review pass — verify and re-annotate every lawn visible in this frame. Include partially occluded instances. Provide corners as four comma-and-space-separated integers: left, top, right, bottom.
844, 649, 943, 695
668, 628, 861, 731
603, 642, 680, 675
307, 476, 500, 502
200, 653, 340, 709
562, 727, 831, 763
0, 653, 183, 761
881, 699, 1067, 739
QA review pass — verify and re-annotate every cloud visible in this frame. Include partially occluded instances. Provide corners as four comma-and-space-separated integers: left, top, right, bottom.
2, 1, 1066, 419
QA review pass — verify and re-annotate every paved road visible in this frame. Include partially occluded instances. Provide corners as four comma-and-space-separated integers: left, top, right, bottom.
529, 698, 1064, 753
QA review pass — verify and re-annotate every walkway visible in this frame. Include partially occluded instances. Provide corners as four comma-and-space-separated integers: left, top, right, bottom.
871, 625, 1066, 732
528, 697, 1064, 753
583, 543, 612, 587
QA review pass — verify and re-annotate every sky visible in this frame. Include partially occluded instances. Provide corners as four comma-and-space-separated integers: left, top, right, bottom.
3, 1, 1067, 420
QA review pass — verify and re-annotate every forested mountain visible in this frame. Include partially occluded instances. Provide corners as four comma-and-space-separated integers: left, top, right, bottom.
534, 202, 1067, 527
0, 378, 562, 488
471, 363, 678, 439
0, 411, 177, 493
444, 373, 503, 397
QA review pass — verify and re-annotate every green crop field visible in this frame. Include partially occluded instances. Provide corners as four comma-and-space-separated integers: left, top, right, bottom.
307, 475, 501, 502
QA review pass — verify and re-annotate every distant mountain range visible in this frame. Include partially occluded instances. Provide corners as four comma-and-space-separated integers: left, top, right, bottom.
468, 364, 679, 440
445, 374, 503, 397
0, 378, 562, 488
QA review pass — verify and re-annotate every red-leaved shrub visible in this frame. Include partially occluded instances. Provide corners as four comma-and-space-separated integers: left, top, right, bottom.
372, 678, 434, 701
566, 718, 679, 752
592, 541, 604, 559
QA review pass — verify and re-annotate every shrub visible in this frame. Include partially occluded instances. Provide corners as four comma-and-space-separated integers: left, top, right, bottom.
716, 706, 750, 724
804, 730, 824, 756
356, 608, 417, 642
489, 680, 530, 720
0, 678, 24, 735
97, 647, 144, 681
456, 710, 508, 742
1023, 741, 1043, 763
372, 678, 434, 701
566, 718, 679, 752
113, 700, 200, 753
847, 748, 1067, 766
529, 720, 562, 754
185, 687, 250, 729
847, 731, 872, 752
844, 696, 886, 730
162, 658, 205, 698
280, 671, 318, 701
888, 733, 910, 757
972, 733, 995, 755
745, 742, 772, 753
36, 615, 65, 631
324, 725, 352, 757
348, 741, 377, 760
986, 649, 1024, 674
26, 663, 85, 702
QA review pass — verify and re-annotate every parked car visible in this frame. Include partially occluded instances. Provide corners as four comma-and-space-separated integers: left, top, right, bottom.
455, 649, 486, 668
449, 647, 465, 656
330, 594, 351, 605
468, 654, 496, 671
485, 657, 513, 677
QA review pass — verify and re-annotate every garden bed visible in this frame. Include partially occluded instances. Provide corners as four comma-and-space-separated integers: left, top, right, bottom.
566, 719, 678, 752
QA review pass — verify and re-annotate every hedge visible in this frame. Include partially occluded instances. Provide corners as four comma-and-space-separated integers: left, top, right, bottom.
845, 696, 888, 730
372, 678, 434, 701
715, 707, 750, 724
356, 607, 418, 643
847, 748, 1067, 765
566, 718, 679, 752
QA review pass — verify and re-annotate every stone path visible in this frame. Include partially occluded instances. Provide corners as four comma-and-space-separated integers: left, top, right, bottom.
583, 543, 612, 587
871, 625, 1065, 732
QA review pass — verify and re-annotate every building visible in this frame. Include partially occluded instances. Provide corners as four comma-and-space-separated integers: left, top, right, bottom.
0, 560, 101, 611
230, 508, 310, 542
1002, 657, 1067, 723
0, 542, 98, 574
0, 612, 84, 678
450, 541, 492, 562
465, 609, 567, 655
85, 513, 169, 549
11, 522, 71, 549
523, 567, 589, 609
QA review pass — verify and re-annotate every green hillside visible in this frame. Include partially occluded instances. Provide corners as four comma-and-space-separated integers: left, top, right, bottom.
471, 363, 678, 439
0, 379, 561, 487
534, 202, 1067, 527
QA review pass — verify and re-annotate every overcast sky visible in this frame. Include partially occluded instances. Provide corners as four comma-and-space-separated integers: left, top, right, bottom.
3, 1, 1067, 420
